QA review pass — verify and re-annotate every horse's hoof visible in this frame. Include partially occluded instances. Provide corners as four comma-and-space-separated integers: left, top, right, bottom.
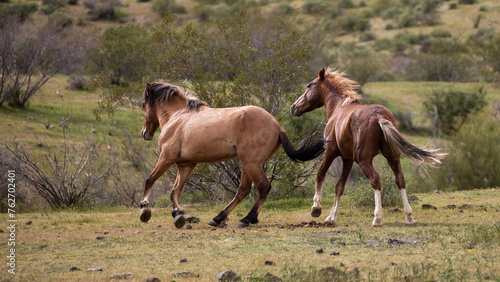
140, 208, 151, 223
372, 219, 383, 227
207, 219, 219, 227
405, 216, 416, 225
311, 206, 322, 218
237, 221, 249, 228
174, 215, 186, 229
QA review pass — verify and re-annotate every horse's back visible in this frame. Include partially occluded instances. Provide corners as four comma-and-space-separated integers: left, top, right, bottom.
170, 105, 281, 164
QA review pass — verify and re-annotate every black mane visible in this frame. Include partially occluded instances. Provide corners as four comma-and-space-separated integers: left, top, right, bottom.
145, 82, 206, 112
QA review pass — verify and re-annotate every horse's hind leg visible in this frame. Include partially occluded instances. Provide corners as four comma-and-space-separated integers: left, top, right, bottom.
358, 159, 383, 227
237, 163, 270, 228
208, 169, 252, 227
170, 163, 197, 228
140, 157, 174, 223
386, 157, 415, 225
325, 159, 353, 226
311, 149, 339, 218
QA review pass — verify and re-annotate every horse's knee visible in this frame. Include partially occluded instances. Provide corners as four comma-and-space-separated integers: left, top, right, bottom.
256, 182, 271, 196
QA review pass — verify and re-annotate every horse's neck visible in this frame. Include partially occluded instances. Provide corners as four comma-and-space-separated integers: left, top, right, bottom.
155, 101, 186, 127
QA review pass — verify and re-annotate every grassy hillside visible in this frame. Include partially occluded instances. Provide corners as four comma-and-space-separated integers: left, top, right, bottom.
0, 189, 499, 281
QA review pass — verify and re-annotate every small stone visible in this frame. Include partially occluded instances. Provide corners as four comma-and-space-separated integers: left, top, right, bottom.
319, 267, 340, 276
388, 207, 401, 213
264, 273, 282, 281
236, 213, 243, 217
186, 225, 192, 230
422, 204, 437, 210
180, 258, 188, 263
390, 262, 397, 266
444, 205, 456, 209
109, 223, 118, 227
176, 271, 190, 276
330, 250, 340, 255
185, 216, 199, 223
26, 221, 33, 225
103, 231, 109, 234
0, 230, 4, 233
134, 231, 141, 234
87, 267, 103, 272
109, 272, 131, 279
469, 214, 475, 217
96, 236, 105, 240
69, 266, 80, 272
388, 238, 404, 245
432, 189, 444, 194
146, 278, 161, 282
316, 248, 324, 254
214, 270, 240, 281
264, 260, 275, 266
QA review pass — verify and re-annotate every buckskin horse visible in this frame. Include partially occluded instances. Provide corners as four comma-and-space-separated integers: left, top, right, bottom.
290, 68, 445, 227
139, 82, 325, 228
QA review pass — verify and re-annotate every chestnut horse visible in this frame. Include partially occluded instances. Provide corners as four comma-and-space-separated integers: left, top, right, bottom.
139, 82, 325, 228
291, 68, 445, 227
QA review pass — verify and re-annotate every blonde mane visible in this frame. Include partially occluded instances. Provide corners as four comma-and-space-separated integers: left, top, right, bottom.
324, 67, 361, 106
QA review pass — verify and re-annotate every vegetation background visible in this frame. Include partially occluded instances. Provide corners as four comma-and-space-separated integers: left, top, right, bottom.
0, 0, 500, 280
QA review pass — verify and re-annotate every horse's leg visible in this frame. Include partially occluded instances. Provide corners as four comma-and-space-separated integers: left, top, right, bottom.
170, 163, 197, 228
386, 158, 415, 225
140, 157, 174, 223
208, 169, 252, 227
311, 149, 339, 218
237, 163, 270, 228
358, 159, 383, 227
325, 159, 354, 226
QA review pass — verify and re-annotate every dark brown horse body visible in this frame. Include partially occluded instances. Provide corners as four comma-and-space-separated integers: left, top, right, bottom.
139, 82, 325, 228
291, 68, 445, 226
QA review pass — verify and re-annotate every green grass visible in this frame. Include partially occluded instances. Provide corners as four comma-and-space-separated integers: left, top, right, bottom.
1, 189, 499, 281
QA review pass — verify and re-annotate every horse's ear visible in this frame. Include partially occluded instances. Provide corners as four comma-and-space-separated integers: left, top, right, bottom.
319, 68, 326, 80
146, 83, 152, 97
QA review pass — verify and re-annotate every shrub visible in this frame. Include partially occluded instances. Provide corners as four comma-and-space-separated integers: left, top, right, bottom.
302, 1, 328, 14
423, 87, 487, 134
0, 3, 38, 25
449, 3, 457, 9
83, 0, 122, 21
89, 25, 149, 85
432, 112, 500, 190
458, 0, 476, 4
431, 29, 452, 38
336, 43, 381, 85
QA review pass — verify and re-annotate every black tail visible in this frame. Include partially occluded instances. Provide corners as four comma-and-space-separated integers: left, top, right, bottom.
279, 131, 325, 162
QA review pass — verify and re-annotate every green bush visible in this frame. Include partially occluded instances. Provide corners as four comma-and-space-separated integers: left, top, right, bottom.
423, 87, 487, 134
0, 3, 38, 23
449, 3, 457, 9
431, 29, 452, 38
432, 112, 500, 190
302, 0, 328, 14
345, 168, 418, 208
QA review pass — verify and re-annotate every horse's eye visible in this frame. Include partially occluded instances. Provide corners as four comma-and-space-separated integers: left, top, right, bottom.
307, 83, 312, 88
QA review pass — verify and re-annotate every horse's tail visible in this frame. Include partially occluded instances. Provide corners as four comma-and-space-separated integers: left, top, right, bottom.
378, 119, 446, 165
279, 130, 326, 162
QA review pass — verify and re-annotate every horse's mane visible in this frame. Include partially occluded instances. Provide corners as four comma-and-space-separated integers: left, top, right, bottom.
146, 82, 206, 111
324, 67, 361, 106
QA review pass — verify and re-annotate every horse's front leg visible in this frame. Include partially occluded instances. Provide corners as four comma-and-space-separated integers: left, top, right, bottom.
311, 149, 338, 218
169, 164, 196, 228
140, 157, 173, 223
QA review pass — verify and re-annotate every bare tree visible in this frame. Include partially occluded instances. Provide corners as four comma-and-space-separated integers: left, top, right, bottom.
5, 118, 115, 207
0, 16, 91, 107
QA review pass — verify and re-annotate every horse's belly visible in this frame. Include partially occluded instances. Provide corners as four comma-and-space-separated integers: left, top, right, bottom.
178, 137, 237, 163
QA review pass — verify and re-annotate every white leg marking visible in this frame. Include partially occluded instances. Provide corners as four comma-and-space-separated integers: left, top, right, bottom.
372, 190, 383, 227
325, 196, 340, 225
400, 189, 415, 225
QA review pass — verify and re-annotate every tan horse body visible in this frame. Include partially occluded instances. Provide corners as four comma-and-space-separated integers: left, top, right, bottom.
291, 68, 445, 227
140, 82, 325, 228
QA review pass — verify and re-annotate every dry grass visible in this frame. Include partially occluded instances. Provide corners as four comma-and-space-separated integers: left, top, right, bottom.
1, 189, 499, 281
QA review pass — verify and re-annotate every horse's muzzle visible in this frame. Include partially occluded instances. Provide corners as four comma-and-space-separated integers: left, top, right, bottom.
141, 129, 153, 140
290, 104, 303, 117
